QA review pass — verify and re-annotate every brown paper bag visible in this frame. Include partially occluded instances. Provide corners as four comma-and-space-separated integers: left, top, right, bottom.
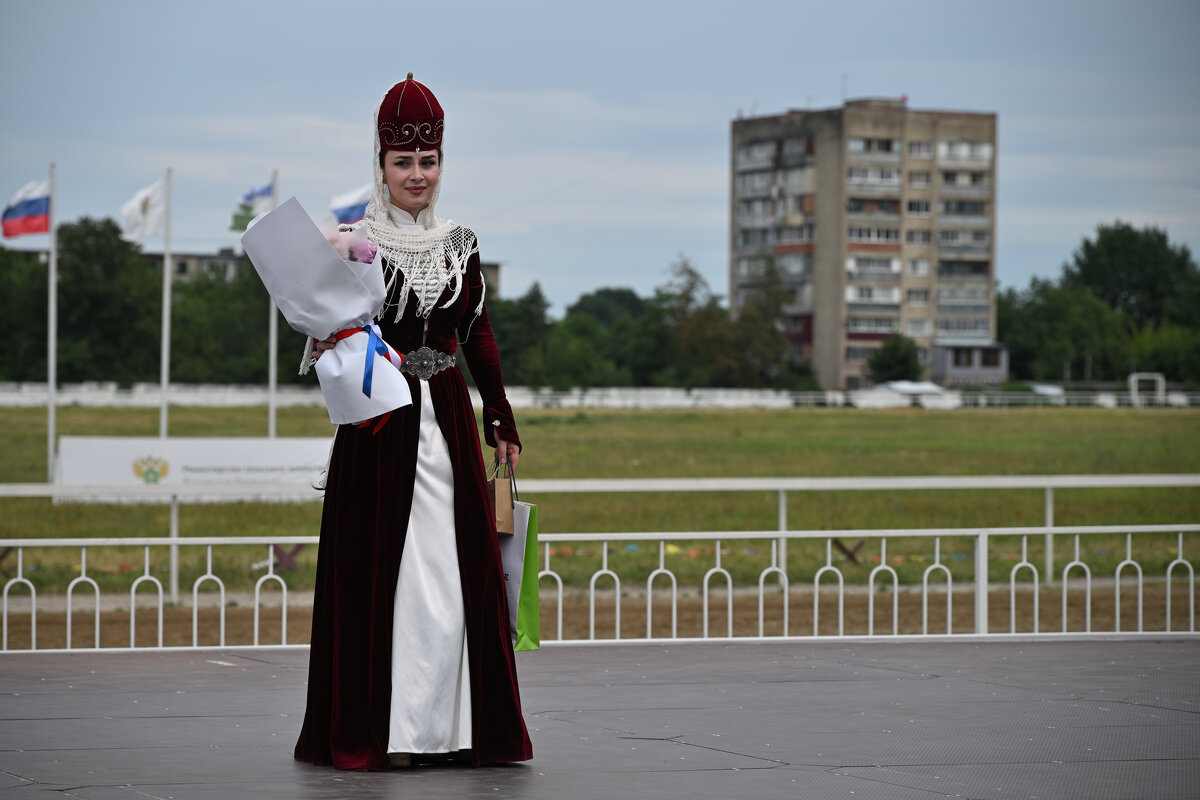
489, 461, 515, 534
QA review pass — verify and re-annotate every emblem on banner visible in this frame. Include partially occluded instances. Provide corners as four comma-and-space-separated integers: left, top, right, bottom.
133, 456, 169, 484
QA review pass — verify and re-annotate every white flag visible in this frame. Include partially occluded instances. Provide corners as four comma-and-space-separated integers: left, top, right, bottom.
120, 179, 166, 240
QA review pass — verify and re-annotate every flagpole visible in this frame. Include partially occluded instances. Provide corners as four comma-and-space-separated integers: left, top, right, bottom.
267, 168, 279, 438
46, 163, 58, 482
159, 167, 172, 438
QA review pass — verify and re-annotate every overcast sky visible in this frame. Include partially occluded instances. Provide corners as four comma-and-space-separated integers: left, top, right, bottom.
2, 0, 1197, 315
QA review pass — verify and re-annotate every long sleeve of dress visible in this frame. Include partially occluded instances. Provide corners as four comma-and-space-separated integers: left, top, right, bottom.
458, 250, 520, 451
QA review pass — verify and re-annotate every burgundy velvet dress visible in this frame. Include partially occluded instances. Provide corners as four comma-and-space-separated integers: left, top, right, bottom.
294, 230, 533, 770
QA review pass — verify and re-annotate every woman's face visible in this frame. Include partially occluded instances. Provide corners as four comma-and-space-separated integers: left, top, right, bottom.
383, 150, 440, 220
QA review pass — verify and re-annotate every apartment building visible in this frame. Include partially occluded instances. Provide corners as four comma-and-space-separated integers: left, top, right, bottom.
730, 98, 1006, 389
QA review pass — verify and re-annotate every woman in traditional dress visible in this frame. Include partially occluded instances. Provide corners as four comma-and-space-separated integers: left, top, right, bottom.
294, 74, 533, 771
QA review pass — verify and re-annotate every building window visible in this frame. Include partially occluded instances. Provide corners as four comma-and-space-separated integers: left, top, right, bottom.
907, 200, 930, 217
937, 141, 993, 161
847, 256, 899, 275
909, 258, 931, 276
938, 287, 989, 304
849, 137, 901, 154
846, 347, 873, 363
907, 289, 930, 304
937, 318, 990, 337
847, 167, 902, 186
938, 260, 990, 278
736, 141, 775, 169
739, 228, 769, 249
953, 348, 974, 367
981, 349, 1001, 367
777, 225, 813, 245
735, 170, 773, 197
941, 199, 987, 216
906, 318, 931, 336
908, 141, 932, 158
906, 229, 931, 245
783, 137, 812, 157
909, 170, 931, 187
939, 230, 990, 247
848, 227, 900, 244
847, 317, 900, 334
970, 171, 989, 186
778, 253, 812, 276
847, 285, 901, 304
918, 348, 930, 365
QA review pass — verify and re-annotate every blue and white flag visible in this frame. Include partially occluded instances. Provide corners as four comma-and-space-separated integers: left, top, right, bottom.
330, 183, 372, 225
231, 179, 274, 231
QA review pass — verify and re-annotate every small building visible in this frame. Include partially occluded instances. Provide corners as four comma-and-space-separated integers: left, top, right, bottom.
930, 339, 1008, 386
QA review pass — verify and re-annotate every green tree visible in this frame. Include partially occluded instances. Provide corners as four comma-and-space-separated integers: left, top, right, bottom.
171, 264, 304, 384
652, 257, 741, 387
998, 278, 1131, 382
534, 313, 630, 389
56, 217, 160, 386
1062, 221, 1200, 329
486, 282, 552, 386
866, 333, 921, 383
566, 287, 645, 326
564, 287, 670, 386
0, 247, 48, 381
732, 255, 814, 389
1129, 323, 1200, 383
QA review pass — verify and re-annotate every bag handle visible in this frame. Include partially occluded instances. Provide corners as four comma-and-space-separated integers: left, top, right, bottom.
489, 459, 518, 501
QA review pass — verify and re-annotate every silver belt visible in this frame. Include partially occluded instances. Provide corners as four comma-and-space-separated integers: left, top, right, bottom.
400, 346, 455, 380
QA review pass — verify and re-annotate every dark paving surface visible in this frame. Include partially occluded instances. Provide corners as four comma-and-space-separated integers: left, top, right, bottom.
0, 639, 1197, 799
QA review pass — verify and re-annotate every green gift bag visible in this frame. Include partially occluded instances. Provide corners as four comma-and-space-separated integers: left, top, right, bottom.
498, 470, 540, 651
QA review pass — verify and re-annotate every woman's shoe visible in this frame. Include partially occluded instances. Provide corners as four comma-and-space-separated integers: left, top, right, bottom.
388, 752, 412, 769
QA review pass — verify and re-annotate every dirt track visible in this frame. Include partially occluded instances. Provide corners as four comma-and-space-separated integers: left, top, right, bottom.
6, 584, 1192, 650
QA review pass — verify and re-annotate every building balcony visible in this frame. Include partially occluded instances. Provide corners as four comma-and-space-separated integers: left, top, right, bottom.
848, 302, 901, 313
938, 214, 992, 227
846, 182, 903, 196
938, 242, 991, 256
847, 211, 901, 224
780, 153, 813, 168
936, 153, 992, 166
846, 270, 901, 283
937, 184, 991, 198
735, 155, 775, 171
936, 303, 990, 314
847, 152, 902, 166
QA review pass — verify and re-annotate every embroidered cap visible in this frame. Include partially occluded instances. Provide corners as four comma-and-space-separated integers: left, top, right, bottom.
377, 73, 444, 153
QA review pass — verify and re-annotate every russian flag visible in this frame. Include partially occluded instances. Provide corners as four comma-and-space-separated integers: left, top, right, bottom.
330, 183, 372, 225
2, 179, 51, 238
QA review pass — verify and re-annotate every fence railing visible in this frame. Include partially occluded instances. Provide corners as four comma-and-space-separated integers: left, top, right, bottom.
1, 475, 1197, 651
3, 383, 1198, 410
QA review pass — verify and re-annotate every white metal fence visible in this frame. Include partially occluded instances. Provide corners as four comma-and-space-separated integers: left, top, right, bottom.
1, 475, 1197, 652
3, 382, 1198, 410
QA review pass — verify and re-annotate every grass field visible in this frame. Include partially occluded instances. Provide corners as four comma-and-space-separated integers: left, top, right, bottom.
1, 405, 1198, 595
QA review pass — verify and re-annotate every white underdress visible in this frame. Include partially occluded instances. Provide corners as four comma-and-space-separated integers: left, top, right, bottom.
386, 379, 472, 754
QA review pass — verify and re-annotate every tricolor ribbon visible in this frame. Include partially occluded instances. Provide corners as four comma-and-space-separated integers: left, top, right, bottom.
333, 324, 404, 398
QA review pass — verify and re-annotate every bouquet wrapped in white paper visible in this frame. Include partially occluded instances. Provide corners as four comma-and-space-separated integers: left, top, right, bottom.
241, 197, 411, 425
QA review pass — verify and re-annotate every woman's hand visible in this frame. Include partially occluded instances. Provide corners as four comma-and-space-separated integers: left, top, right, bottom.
495, 437, 519, 470
311, 335, 337, 362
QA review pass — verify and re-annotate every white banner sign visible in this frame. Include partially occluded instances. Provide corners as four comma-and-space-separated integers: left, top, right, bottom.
57, 436, 332, 489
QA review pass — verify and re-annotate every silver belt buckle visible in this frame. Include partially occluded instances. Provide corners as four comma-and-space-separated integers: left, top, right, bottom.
401, 346, 454, 380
